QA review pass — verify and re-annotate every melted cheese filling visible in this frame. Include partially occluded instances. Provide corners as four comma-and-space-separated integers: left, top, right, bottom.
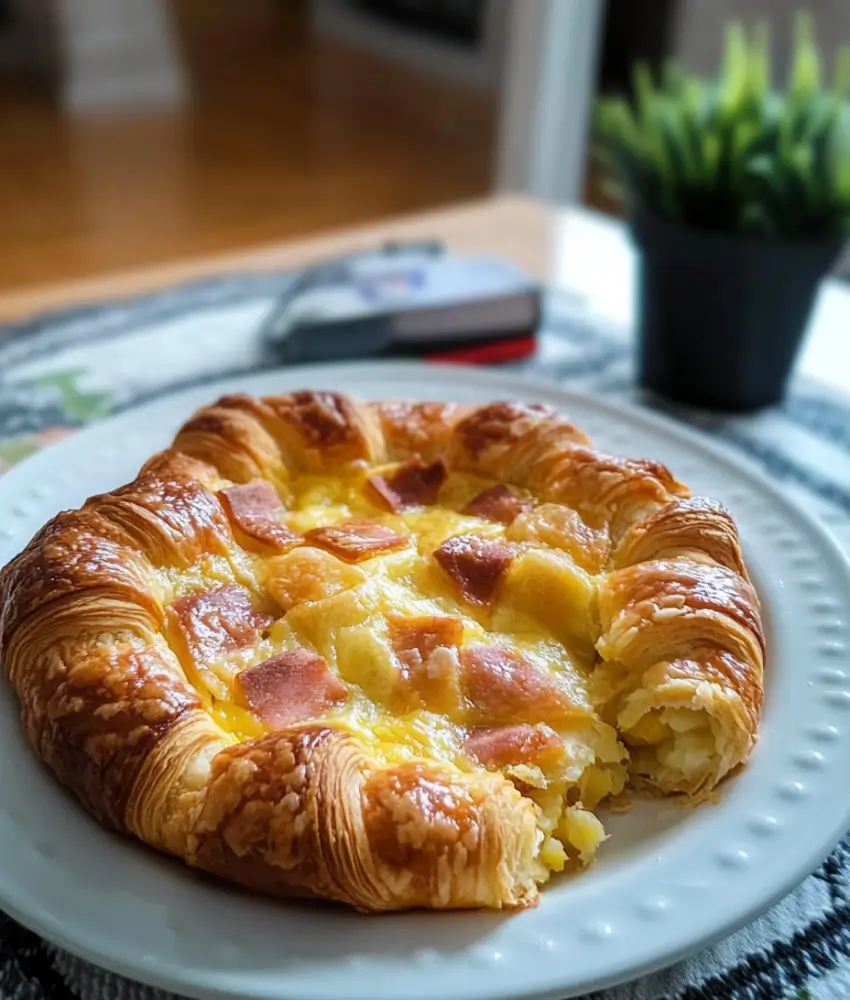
160, 468, 630, 880
621, 706, 719, 792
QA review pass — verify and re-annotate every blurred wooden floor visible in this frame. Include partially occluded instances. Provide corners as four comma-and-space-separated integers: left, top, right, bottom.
0, 0, 495, 295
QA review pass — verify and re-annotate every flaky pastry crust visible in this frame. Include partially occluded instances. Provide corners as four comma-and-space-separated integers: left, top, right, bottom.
0, 392, 764, 910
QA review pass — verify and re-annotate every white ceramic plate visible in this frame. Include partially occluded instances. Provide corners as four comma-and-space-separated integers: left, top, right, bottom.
1, 362, 849, 1000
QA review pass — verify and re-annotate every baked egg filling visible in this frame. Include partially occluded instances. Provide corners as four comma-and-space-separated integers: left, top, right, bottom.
159, 464, 637, 881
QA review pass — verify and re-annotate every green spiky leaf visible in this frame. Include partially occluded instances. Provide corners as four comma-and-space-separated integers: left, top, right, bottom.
719, 22, 750, 118
835, 45, 850, 98
748, 22, 771, 106
790, 11, 821, 102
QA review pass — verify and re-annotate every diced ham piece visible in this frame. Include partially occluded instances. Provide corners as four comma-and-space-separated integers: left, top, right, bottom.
367, 455, 447, 511
433, 534, 513, 607
459, 644, 576, 725
389, 615, 463, 669
388, 615, 463, 711
169, 585, 273, 663
464, 484, 532, 525
464, 724, 563, 769
237, 649, 347, 727
304, 522, 407, 563
219, 480, 300, 552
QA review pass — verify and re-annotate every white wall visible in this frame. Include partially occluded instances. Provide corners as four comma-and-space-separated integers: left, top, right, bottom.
496, 0, 605, 203
57, 0, 187, 113
674, 0, 850, 80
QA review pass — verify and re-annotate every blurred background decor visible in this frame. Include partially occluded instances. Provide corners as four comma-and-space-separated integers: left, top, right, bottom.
2, 1, 849, 414
4, 0, 849, 302
597, 14, 850, 412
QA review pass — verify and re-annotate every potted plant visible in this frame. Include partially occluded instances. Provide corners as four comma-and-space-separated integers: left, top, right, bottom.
595, 14, 850, 411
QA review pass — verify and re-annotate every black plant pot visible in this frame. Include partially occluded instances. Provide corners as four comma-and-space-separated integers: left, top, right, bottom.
632, 211, 843, 412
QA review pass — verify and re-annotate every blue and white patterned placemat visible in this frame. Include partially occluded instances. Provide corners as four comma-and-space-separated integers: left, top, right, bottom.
0, 272, 848, 1000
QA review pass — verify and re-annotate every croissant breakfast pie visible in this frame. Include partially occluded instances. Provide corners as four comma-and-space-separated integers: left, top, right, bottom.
0, 391, 764, 911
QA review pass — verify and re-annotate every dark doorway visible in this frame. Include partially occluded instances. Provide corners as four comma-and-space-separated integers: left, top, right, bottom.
586, 0, 678, 213
598, 0, 677, 95
349, 0, 485, 48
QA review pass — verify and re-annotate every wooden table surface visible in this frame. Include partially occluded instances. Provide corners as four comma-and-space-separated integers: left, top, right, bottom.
0, 196, 554, 324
